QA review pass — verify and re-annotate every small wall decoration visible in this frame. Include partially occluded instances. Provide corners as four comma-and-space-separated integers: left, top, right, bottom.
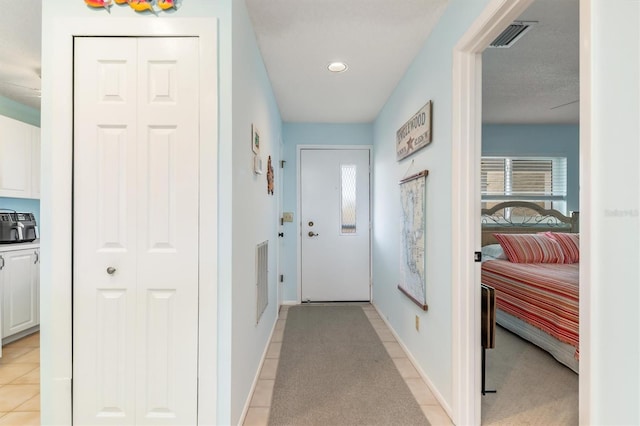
396, 101, 433, 161
84, 0, 178, 13
128, 0, 156, 13
398, 169, 429, 311
267, 156, 274, 195
251, 124, 261, 155
157, 0, 177, 10
84, 0, 113, 9
253, 155, 263, 175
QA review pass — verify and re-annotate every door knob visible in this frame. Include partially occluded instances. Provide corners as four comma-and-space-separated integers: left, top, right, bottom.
106, 266, 116, 275
308, 231, 319, 237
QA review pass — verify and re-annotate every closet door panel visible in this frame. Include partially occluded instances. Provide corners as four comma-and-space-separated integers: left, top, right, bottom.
73, 37, 138, 425
135, 37, 199, 424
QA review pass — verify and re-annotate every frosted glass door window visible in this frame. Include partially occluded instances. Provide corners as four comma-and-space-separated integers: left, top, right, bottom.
341, 164, 357, 234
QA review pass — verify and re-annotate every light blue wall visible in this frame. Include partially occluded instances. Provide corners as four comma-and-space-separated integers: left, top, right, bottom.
281, 123, 373, 301
228, 0, 283, 423
482, 124, 579, 212
0, 197, 40, 225
0, 97, 41, 228
371, 0, 490, 409
0, 95, 40, 127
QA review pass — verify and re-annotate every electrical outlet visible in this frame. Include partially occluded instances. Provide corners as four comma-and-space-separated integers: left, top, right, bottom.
415, 315, 420, 331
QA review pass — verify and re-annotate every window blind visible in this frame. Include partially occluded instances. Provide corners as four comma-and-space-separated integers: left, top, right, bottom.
481, 157, 567, 201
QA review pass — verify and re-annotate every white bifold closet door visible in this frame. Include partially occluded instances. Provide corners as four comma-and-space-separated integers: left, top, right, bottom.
73, 37, 200, 425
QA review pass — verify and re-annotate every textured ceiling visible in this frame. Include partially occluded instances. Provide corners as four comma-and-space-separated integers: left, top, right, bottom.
482, 0, 579, 124
0, 0, 41, 110
0, 0, 578, 125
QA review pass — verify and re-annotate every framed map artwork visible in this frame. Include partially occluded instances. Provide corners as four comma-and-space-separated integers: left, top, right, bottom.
398, 170, 429, 311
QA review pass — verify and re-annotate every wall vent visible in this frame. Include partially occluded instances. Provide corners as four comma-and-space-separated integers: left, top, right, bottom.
489, 21, 536, 48
256, 240, 269, 323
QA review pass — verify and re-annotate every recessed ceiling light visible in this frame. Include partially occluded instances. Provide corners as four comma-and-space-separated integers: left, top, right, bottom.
327, 62, 348, 73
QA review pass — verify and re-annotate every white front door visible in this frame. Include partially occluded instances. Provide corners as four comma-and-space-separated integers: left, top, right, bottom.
73, 37, 199, 425
300, 148, 371, 302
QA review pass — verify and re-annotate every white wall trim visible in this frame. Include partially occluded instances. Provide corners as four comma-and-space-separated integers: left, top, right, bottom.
371, 302, 453, 419
578, 1, 591, 424
42, 18, 218, 425
237, 315, 279, 426
277, 135, 285, 309
450, 1, 534, 425
295, 145, 373, 304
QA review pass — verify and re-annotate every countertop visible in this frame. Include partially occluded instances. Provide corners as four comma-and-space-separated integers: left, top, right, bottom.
0, 239, 40, 253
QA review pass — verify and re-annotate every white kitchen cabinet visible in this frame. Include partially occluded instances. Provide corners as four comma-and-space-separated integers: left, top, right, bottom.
0, 247, 39, 340
0, 115, 32, 198
0, 114, 40, 199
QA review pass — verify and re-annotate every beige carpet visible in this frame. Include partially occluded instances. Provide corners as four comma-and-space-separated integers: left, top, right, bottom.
482, 326, 578, 425
269, 305, 429, 426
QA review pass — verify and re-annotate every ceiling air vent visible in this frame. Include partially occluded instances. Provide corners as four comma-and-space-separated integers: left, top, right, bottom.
489, 21, 536, 48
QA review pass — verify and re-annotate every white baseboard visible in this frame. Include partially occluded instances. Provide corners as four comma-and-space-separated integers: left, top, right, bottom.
371, 302, 454, 419
281, 300, 298, 306
237, 316, 279, 426
2, 325, 39, 346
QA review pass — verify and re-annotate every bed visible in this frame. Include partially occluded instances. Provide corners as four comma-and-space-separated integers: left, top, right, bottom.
481, 201, 580, 373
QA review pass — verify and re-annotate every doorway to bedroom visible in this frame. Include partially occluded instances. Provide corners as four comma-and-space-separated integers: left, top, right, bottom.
478, 0, 580, 424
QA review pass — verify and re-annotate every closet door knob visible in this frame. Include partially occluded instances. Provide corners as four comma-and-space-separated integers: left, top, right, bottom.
106, 267, 116, 275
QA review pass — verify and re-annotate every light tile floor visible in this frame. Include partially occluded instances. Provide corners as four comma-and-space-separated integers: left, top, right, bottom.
0, 332, 40, 426
244, 305, 453, 426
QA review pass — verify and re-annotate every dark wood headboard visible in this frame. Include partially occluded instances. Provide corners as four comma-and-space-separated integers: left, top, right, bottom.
481, 201, 579, 246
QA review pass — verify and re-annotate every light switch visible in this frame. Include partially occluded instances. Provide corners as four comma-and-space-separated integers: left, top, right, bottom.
282, 212, 294, 222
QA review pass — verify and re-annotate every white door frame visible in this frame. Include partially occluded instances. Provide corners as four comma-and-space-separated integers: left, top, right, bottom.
42, 18, 218, 425
577, 2, 591, 422
277, 136, 285, 309
451, 1, 538, 424
296, 145, 372, 303
451, 1, 591, 425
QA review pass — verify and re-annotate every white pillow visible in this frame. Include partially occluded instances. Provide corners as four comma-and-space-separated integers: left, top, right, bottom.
481, 244, 507, 261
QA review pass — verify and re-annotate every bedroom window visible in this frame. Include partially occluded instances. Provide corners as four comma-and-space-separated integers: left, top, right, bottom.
481, 157, 567, 214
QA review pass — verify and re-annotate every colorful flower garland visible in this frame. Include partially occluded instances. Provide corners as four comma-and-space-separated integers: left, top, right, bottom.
84, 0, 178, 14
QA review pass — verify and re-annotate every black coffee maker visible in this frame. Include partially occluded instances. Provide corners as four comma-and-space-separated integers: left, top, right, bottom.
0, 210, 39, 243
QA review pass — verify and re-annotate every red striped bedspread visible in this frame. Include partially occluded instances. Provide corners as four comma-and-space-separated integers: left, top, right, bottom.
481, 260, 579, 356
